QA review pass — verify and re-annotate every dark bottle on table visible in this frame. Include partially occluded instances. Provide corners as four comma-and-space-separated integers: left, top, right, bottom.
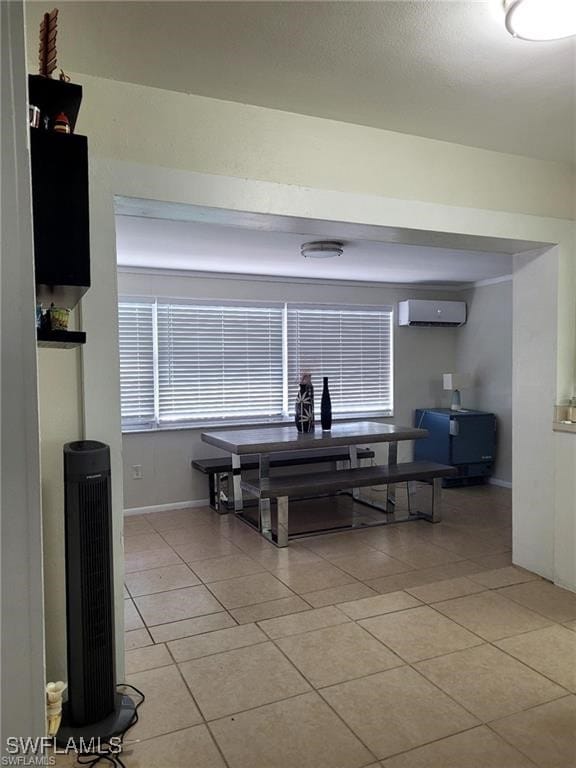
320, 377, 332, 431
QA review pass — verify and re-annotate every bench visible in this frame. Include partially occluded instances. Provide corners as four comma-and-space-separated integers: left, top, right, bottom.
241, 460, 457, 547
192, 446, 375, 512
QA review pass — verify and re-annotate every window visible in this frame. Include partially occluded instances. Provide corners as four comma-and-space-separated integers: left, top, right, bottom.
287, 305, 393, 416
118, 298, 393, 430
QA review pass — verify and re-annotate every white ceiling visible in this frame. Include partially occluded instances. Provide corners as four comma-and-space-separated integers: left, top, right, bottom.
26, 1, 575, 164
115, 214, 515, 285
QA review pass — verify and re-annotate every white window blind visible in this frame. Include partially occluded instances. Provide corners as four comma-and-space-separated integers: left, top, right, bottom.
287, 305, 393, 415
156, 302, 284, 423
118, 298, 394, 429
118, 301, 155, 427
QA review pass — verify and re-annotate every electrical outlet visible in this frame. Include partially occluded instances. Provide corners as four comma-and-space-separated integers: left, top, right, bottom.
132, 465, 143, 480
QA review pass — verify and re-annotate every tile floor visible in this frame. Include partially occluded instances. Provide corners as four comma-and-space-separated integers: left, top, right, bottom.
61, 486, 576, 767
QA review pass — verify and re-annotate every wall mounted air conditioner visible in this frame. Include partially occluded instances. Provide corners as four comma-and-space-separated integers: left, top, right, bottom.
398, 299, 467, 327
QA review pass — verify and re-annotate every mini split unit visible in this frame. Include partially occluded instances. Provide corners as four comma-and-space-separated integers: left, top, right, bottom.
398, 300, 467, 327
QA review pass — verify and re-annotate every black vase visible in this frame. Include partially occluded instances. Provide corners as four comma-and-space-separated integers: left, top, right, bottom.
295, 383, 314, 433
320, 377, 332, 431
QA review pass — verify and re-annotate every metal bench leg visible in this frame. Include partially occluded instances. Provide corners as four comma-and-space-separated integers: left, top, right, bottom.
208, 473, 217, 511
387, 442, 398, 517
232, 453, 243, 512
277, 496, 289, 547
260, 499, 272, 538
431, 477, 443, 523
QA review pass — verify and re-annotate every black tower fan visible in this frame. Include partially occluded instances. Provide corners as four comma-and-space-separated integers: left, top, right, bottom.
57, 441, 135, 744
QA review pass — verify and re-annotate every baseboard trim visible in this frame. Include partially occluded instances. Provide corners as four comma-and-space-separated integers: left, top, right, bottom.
489, 478, 512, 489
124, 499, 210, 516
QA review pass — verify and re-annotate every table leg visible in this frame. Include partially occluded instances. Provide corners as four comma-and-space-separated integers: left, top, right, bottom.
431, 477, 443, 523
232, 453, 243, 512
259, 454, 272, 536
277, 496, 289, 547
349, 445, 360, 500
387, 442, 398, 516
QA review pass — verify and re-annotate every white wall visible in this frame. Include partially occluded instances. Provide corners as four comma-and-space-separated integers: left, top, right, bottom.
37, 347, 83, 682
72, 74, 574, 221
119, 270, 460, 509
456, 280, 513, 484
1, 0, 46, 745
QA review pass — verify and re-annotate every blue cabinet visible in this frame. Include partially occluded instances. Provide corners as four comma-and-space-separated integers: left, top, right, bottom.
414, 408, 496, 486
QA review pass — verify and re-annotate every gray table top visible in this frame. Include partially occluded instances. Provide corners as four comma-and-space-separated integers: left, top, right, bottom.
201, 421, 427, 455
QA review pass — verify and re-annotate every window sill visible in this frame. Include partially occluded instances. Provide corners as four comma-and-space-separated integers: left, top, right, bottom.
122, 412, 394, 435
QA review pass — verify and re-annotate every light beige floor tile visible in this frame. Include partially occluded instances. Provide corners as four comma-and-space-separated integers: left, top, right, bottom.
276, 622, 403, 688
135, 585, 223, 625
337, 591, 422, 620
259, 605, 350, 639
490, 695, 576, 768
124, 533, 173, 555
207, 572, 294, 609
469, 565, 540, 589
471, 551, 513, 570
365, 560, 484, 594
149, 612, 237, 643
124, 599, 144, 631
175, 539, 244, 563
415, 644, 566, 722
125, 643, 172, 674
125, 665, 202, 740
125, 563, 200, 596
124, 548, 182, 573
359, 605, 482, 662
160, 524, 223, 547
168, 623, 267, 662
321, 666, 479, 760
229, 596, 310, 624
329, 552, 414, 580
405, 576, 487, 604
275, 561, 357, 593
251, 545, 324, 571
124, 724, 226, 767
209, 692, 372, 768
123, 516, 155, 536
381, 726, 536, 768
433, 590, 552, 641
374, 542, 465, 569
189, 553, 265, 582
179, 641, 310, 719
125, 628, 153, 651
302, 534, 380, 559
498, 581, 576, 623
147, 508, 215, 531
303, 582, 378, 608
495, 625, 576, 692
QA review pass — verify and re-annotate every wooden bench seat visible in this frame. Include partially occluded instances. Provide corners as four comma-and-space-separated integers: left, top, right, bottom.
192, 447, 375, 511
242, 461, 456, 499
241, 460, 457, 547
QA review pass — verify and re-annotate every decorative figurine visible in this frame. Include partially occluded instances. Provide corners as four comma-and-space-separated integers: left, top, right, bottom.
46, 681, 67, 737
53, 112, 70, 133
38, 8, 59, 78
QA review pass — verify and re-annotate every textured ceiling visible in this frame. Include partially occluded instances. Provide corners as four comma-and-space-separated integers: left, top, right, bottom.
25, 1, 575, 164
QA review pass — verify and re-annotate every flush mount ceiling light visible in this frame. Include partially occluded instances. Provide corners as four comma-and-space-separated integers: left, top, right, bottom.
301, 241, 344, 259
504, 0, 576, 41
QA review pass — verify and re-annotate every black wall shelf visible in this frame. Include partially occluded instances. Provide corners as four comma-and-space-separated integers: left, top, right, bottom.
37, 330, 86, 349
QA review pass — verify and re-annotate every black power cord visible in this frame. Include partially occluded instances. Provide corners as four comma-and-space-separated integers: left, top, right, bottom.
68, 684, 146, 768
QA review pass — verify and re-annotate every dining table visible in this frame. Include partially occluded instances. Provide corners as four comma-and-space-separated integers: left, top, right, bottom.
200, 420, 447, 546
